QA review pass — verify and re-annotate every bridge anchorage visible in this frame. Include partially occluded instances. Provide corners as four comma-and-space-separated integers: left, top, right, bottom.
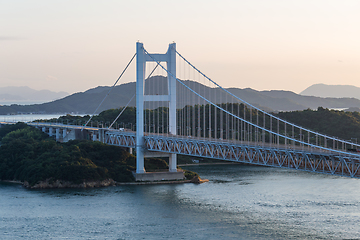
9, 42, 360, 181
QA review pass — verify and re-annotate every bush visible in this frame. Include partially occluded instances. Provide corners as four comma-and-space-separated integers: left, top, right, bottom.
183, 170, 199, 180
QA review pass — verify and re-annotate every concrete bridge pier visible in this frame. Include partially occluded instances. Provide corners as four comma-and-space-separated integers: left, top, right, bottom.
134, 151, 184, 181
169, 154, 177, 172
55, 128, 60, 141
99, 129, 105, 143
62, 129, 76, 142
63, 129, 67, 138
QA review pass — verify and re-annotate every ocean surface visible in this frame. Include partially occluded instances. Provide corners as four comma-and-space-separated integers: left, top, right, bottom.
1, 164, 360, 239
0, 114, 85, 123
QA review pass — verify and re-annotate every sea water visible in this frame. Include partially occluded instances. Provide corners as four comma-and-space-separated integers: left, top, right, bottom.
0, 114, 85, 123
1, 164, 359, 239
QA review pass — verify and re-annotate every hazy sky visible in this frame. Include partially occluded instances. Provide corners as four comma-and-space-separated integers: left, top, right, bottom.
1, 0, 359, 94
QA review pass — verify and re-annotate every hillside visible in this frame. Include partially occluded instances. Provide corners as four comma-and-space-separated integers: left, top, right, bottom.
1, 77, 360, 115
275, 107, 360, 141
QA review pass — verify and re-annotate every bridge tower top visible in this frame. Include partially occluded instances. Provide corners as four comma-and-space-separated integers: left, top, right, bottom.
135, 42, 177, 173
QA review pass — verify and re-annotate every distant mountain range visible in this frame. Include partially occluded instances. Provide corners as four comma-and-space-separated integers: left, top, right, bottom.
1, 78, 360, 115
300, 83, 360, 99
0, 86, 68, 102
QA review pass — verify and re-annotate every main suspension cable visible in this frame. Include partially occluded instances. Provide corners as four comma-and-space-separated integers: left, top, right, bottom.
108, 63, 160, 129
143, 47, 360, 156
82, 53, 136, 130
174, 48, 360, 148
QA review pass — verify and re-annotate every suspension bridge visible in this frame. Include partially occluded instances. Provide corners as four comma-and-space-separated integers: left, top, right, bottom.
9, 42, 360, 180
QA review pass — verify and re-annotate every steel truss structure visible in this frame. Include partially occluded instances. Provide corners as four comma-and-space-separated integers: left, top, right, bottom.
144, 135, 360, 178
104, 131, 136, 148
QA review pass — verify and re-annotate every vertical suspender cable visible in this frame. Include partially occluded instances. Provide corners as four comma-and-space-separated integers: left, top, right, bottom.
292, 125, 295, 147
250, 107, 252, 142
270, 116, 273, 145
214, 86, 217, 139
256, 109, 259, 143
232, 101, 234, 140
203, 77, 206, 138
284, 123, 287, 149
277, 118, 280, 146
237, 103, 240, 141
208, 81, 211, 138
243, 106, 246, 142
197, 71, 201, 137
263, 113, 265, 144
192, 70, 195, 136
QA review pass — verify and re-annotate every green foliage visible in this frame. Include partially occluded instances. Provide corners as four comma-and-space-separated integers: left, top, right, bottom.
144, 158, 168, 171
0, 122, 29, 141
275, 107, 360, 141
0, 117, 201, 186
0, 124, 136, 185
183, 170, 199, 180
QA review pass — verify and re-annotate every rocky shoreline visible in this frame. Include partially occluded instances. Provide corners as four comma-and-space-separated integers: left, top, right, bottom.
23, 179, 117, 189
2, 176, 208, 189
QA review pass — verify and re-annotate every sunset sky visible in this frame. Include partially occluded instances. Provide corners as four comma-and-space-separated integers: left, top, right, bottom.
1, 0, 359, 94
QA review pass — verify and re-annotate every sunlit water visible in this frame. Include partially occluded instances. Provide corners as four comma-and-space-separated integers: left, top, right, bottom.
1, 164, 360, 239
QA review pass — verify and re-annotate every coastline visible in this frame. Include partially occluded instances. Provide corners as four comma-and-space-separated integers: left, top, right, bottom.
1, 163, 222, 189
1, 176, 209, 189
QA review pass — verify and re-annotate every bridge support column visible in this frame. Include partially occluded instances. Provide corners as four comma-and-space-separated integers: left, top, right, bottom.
169, 154, 177, 172
55, 128, 60, 140
167, 43, 178, 172
63, 129, 67, 138
99, 129, 105, 143
50, 127, 54, 136
136, 42, 178, 174
136, 42, 145, 173
42, 127, 46, 133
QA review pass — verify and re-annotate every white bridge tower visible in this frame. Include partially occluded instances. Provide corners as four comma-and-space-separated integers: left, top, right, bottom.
136, 42, 177, 173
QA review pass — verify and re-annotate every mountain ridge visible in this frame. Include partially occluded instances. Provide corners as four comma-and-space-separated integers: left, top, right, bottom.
0, 86, 68, 102
1, 77, 360, 115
